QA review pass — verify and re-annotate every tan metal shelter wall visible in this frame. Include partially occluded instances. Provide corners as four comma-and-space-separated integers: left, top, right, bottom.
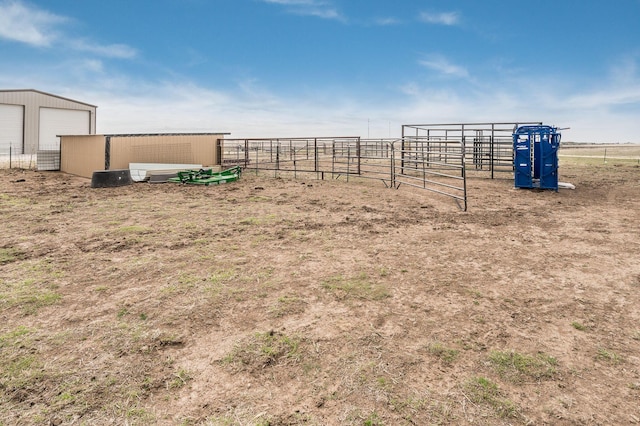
108, 134, 222, 170
60, 135, 105, 178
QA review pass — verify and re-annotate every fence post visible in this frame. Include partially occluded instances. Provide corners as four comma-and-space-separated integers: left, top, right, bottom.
421, 141, 426, 188
356, 137, 361, 175
331, 141, 335, 178
293, 143, 297, 179
461, 139, 467, 211
390, 141, 395, 188
347, 146, 350, 182
275, 143, 280, 178
490, 124, 495, 179
314, 138, 319, 176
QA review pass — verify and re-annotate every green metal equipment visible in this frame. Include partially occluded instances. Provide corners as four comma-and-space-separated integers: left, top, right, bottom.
168, 166, 242, 185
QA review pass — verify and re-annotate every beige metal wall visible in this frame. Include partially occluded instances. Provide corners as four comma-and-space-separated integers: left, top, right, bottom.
109, 134, 222, 170
60, 135, 105, 178
60, 134, 225, 179
0, 90, 97, 154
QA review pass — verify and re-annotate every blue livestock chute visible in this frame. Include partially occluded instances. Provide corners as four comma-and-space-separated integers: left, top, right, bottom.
513, 125, 561, 191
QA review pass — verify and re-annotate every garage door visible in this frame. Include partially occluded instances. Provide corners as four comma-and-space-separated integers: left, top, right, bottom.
39, 108, 90, 150
0, 104, 24, 155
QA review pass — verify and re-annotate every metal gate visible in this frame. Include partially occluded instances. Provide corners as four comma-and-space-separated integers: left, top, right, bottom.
224, 136, 468, 211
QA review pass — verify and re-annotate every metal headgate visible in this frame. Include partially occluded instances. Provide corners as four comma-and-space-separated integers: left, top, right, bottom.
513, 125, 561, 190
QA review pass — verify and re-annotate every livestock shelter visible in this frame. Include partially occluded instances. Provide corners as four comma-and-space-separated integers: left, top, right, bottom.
60, 133, 229, 178
0, 89, 97, 155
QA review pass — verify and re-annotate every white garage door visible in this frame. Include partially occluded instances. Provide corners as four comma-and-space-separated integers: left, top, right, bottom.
39, 108, 90, 150
0, 104, 24, 155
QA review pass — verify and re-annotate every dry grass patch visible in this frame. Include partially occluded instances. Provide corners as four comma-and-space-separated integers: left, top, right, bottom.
0, 247, 25, 264
0, 278, 61, 315
321, 273, 389, 301
222, 331, 303, 372
487, 350, 558, 383
596, 348, 623, 365
463, 376, 519, 419
268, 294, 306, 317
426, 342, 460, 365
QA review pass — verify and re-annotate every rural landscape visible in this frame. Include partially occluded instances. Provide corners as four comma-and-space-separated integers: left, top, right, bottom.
1, 144, 639, 425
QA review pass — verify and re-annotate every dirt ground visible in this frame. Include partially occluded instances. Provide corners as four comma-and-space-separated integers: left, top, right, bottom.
1, 159, 639, 425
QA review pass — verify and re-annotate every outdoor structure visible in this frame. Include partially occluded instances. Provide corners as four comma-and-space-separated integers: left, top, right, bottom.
223, 122, 544, 211
60, 133, 228, 178
0, 89, 97, 155
401, 122, 543, 178
224, 136, 468, 210
513, 125, 561, 190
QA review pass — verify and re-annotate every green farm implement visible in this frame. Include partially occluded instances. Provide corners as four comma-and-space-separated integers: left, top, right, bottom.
168, 166, 242, 185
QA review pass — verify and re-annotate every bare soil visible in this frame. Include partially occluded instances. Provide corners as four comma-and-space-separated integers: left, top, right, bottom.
1, 161, 639, 425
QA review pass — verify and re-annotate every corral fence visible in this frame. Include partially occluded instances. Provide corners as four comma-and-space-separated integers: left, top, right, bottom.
223, 136, 468, 211
401, 122, 543, 179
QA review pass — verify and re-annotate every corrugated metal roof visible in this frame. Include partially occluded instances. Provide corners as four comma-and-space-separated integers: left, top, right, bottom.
0, 89, 98, 108
104, 133, 231, 136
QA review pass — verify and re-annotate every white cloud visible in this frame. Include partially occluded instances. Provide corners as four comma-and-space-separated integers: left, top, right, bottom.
263, 0, 316, 4
419, 56, 470, 79
374, 17, 401, 26
2, 48, 639, 143
565, 87, 640, 110
560, 57, 640, 115
396, 63, 640, 143
0, 0, 136, 59
70, 40, 137, 59
81, 59, 104, 73
60, 72, 640, 142
300, 7, 342, 20
419, 11, 460, 26
262, 0, 345, 22
0, 0, 66, 46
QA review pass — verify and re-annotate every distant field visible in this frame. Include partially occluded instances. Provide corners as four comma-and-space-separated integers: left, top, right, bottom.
559, 144, 640, 166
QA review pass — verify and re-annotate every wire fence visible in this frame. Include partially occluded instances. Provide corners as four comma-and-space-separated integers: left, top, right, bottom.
0, 150, 61, 170
225, 137, 468, 210
0, 152, 37, 170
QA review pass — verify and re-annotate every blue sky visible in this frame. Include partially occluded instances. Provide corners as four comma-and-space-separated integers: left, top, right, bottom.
1, 0, 639, 142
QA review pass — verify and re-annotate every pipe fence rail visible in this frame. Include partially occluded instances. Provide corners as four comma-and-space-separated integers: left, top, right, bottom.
393, 138, 466, 210
401, 122, 543, 179
224, 136, 468, 210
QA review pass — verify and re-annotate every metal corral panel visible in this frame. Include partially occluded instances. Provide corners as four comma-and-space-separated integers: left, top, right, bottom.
108, 134, 222, 170
37, 150, 61, 171
60, 135, 106, 178
0, 103, 24, 154
0, 90, 96, 154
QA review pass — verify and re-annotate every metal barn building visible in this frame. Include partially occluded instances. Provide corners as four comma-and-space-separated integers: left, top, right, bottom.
0, 89, 97, 155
